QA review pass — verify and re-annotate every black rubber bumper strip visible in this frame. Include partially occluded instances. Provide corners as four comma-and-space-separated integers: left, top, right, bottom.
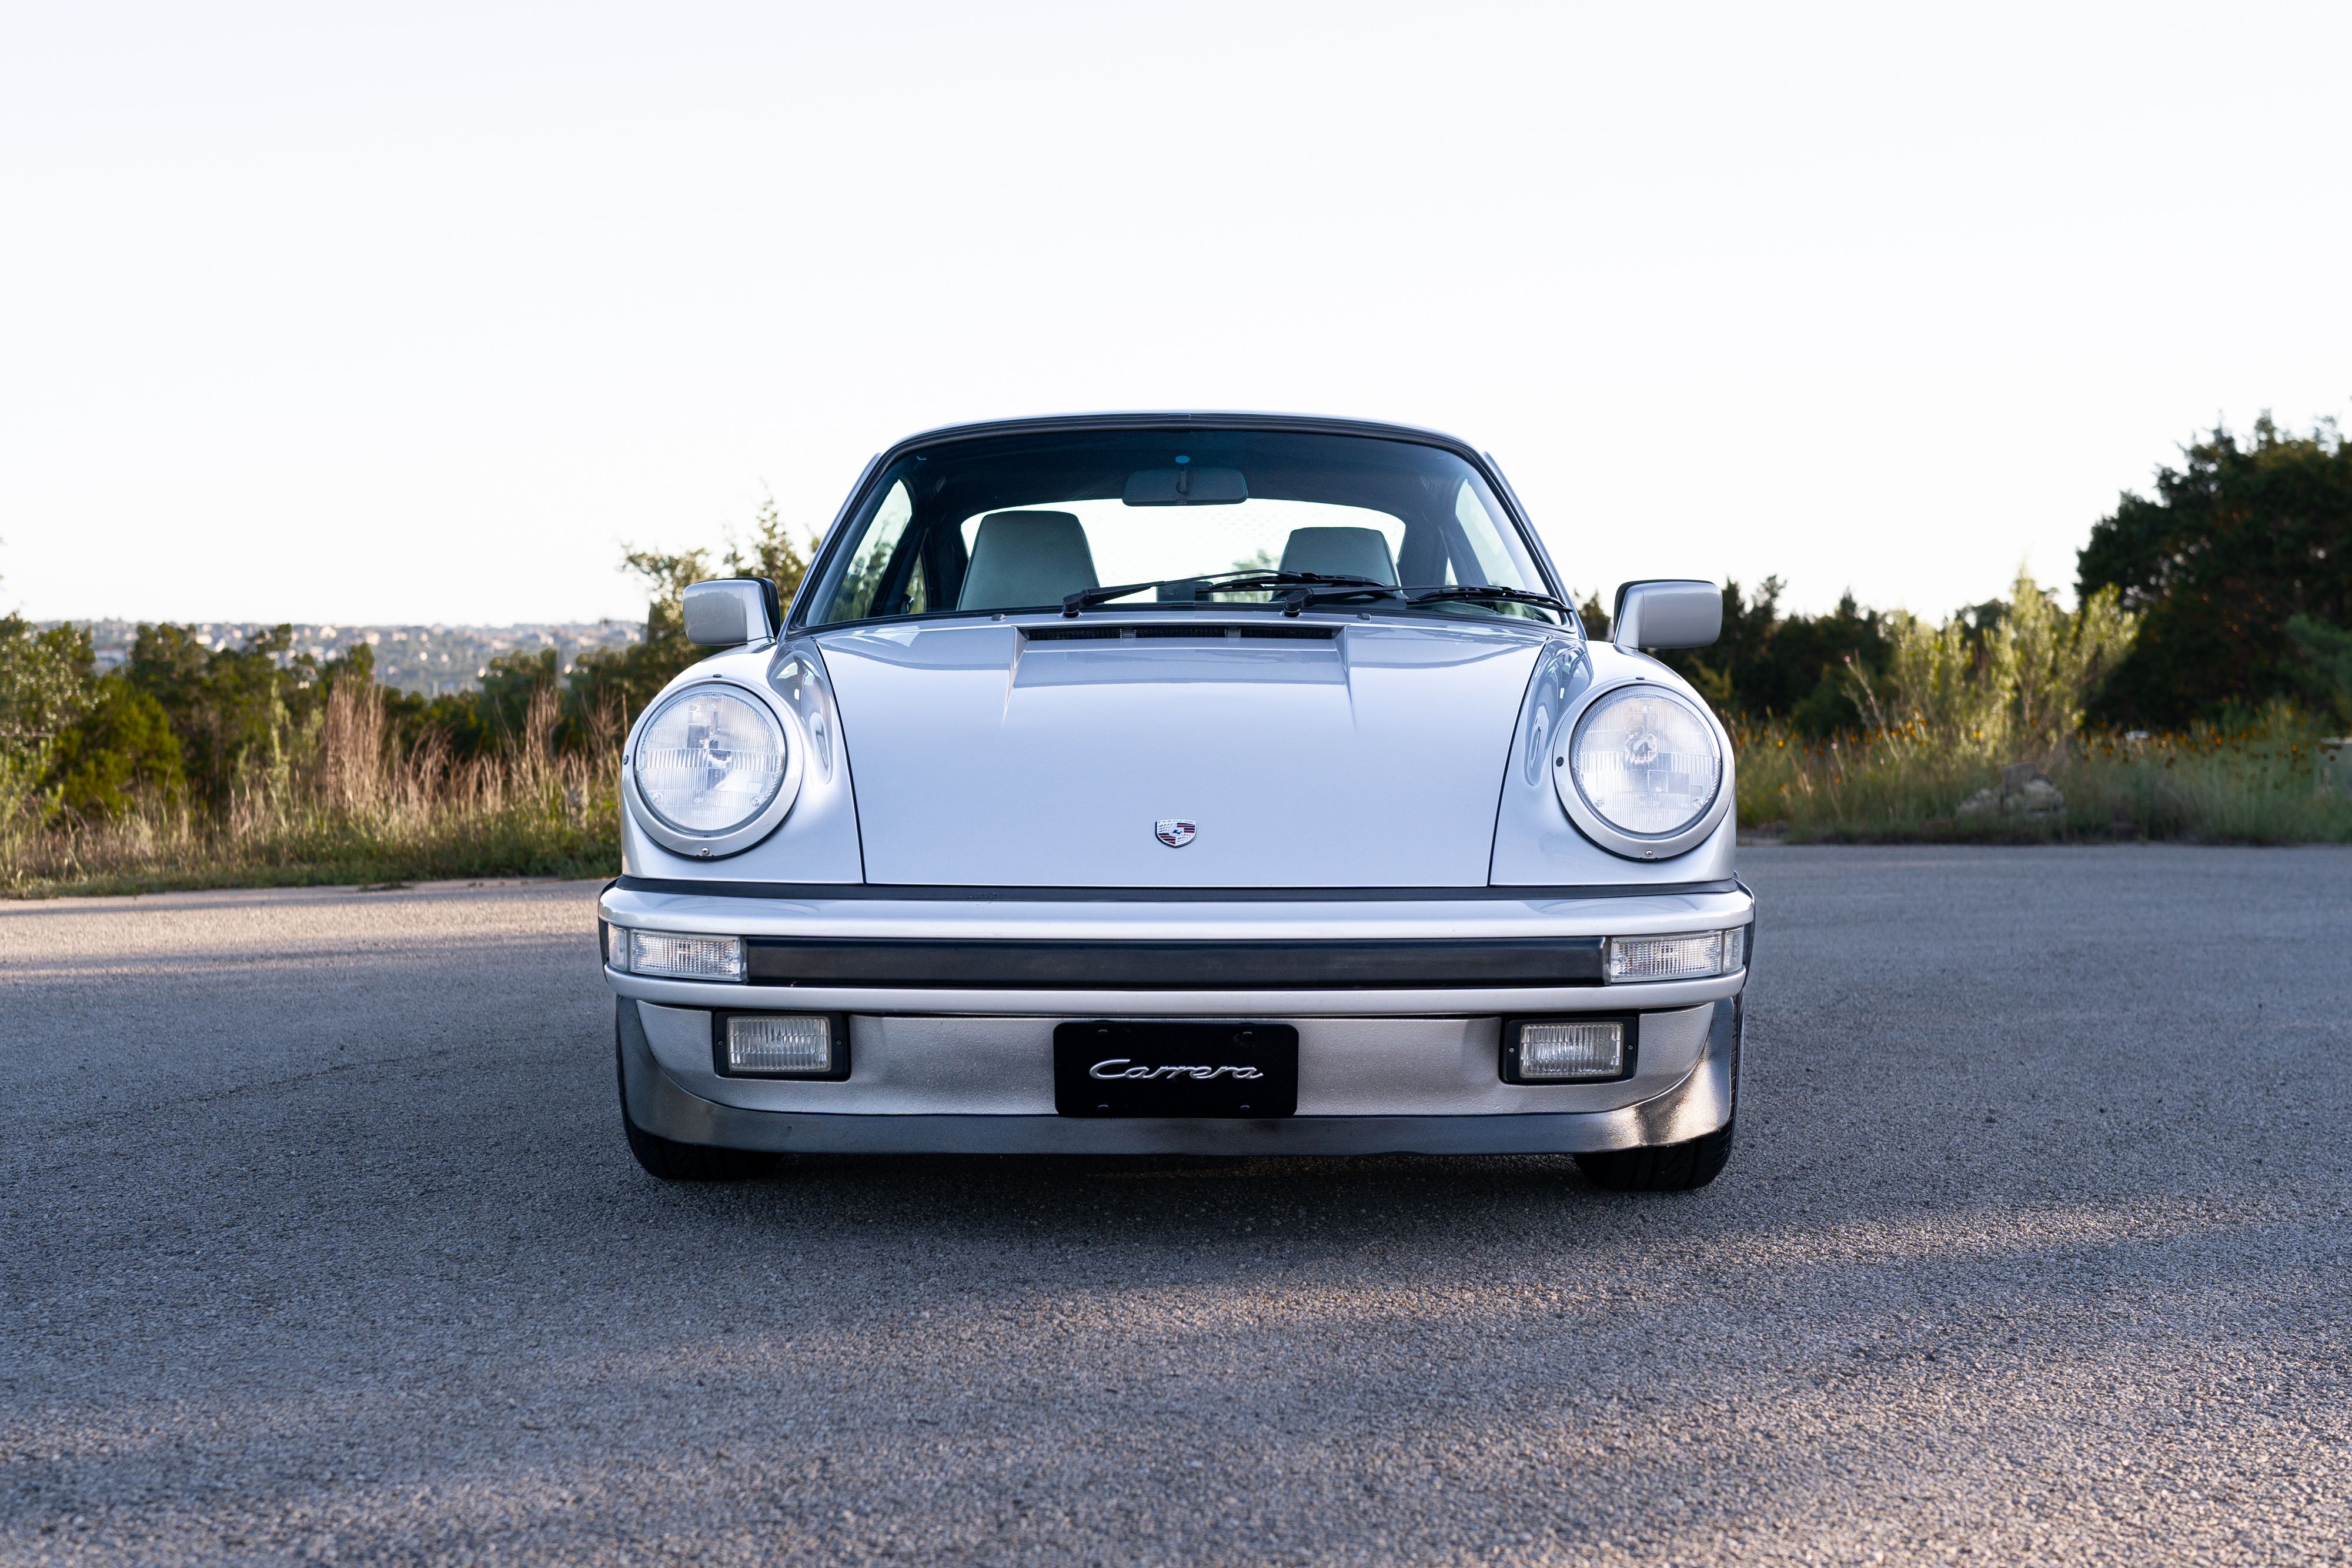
744, 937, 1606, 989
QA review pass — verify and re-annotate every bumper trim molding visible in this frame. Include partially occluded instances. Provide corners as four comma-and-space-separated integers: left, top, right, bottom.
744, 935, 1604, 988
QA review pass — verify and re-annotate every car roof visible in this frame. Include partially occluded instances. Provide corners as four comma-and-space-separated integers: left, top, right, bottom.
877, 410, 1489, 462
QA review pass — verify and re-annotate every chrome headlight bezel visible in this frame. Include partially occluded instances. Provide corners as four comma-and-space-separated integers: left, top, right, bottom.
622, 677, 806, 859
1551, 677, 1732, 860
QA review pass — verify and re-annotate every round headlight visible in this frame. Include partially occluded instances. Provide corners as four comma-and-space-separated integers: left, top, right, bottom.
1565, 684, 1723, 840
632, 686, 790, 837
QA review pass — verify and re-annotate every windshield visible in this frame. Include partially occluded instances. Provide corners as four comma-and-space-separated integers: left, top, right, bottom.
803, 427, 1556, 626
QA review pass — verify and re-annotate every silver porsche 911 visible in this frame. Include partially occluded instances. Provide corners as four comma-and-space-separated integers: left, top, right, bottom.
600, 413, 1750, 1191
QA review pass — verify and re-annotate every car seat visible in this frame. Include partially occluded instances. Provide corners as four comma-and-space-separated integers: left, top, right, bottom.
957, 511, 1101, 610
1277, 526, 1398, 585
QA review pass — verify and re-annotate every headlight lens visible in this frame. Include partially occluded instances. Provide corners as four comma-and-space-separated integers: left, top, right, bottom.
1568, 685, 1722, 837
633, 687, 790, 836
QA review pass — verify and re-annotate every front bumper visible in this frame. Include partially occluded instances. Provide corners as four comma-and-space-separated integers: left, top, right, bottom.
601, 882, 1750, 1158
618, 996, 1739, 1156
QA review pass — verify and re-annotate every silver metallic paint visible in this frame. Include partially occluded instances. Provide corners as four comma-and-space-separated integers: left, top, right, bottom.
636, 1000, 1714, 1117
617, 995, 1740, 1155
681, 579, 779, 647
618, 639, 864, 882
815, 616, 1551, 888
608, 413, 1750, 1157
1488, 638, 1739, 883
1612, 579, 1725, 651
597, 882, 1755, 943
1550, 678, 1735, 861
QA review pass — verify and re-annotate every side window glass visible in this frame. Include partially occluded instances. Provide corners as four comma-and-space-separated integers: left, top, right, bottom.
1454, 480, 1519, 587
831, 482, 914, 621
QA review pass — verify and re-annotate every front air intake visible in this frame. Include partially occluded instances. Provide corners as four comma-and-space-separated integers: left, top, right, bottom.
1023, 624, 1340, 644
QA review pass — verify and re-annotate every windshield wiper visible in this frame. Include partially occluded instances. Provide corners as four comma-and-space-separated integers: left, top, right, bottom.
1277, 581, 1572, 617
1404, 584, 1571, 613
1061, 570, 1391, 617
1059, 572, 1568, 620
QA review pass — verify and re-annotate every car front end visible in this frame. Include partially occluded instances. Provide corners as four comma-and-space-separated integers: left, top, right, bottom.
600, 413, 1751, 1189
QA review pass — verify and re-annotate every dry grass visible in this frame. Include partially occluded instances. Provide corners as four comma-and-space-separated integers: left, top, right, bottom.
2, 685, 621, 897
1736, 710, 2352, 844
11, 682, 2350, 898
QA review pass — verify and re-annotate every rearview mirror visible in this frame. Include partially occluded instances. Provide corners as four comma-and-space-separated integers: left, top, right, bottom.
682, 578, 781, 647
1612, 579, 1721, 651
1122, 466, 1248, 506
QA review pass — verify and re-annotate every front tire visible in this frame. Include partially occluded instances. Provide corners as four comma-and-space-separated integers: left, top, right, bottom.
1574, 1119, 1734, 1192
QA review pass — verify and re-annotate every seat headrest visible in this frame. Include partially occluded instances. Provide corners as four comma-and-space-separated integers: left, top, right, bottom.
1278, 526, 1398, 586
957, 511, 1101, 611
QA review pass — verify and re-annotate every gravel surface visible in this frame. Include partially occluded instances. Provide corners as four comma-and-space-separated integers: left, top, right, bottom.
4, 847, 2349, 1566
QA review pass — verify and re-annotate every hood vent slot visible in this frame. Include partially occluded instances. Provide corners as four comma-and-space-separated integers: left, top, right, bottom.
1025, 623, 1339, 644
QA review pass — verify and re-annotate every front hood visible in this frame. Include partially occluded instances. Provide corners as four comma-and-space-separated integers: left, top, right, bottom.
814, 618, 1553, 887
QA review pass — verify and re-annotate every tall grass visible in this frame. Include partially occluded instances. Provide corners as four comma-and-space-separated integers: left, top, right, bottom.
1736, 709, 2352, 844
7, 650, 2348, 897
1, 684, 620, 897
1731, 567, 2352, 844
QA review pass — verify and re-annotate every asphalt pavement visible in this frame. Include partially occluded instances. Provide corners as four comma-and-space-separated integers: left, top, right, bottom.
4, 847, 2349, 1566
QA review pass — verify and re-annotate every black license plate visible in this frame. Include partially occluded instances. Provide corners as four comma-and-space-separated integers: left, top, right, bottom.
1053, 1021, 1298, 1118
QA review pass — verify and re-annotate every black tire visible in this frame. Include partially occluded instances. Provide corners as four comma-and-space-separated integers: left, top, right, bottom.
1574, 1119, 1735, 1193
616, 1037, 781, 1182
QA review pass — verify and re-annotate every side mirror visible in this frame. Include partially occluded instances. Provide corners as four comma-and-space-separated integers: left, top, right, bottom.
681, 578, 781, 647
1612, 579, 1722, 651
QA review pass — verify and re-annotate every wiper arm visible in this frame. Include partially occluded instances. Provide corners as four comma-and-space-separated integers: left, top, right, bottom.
1061, 570, 1391, 617
1276, 581, 1571, 617
1404, 584, 1572, 613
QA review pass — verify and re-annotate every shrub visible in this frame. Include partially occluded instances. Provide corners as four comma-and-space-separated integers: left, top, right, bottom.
1845, 570, 2138, 768
1737, 704, 2352, 844
49, 678, 185, 818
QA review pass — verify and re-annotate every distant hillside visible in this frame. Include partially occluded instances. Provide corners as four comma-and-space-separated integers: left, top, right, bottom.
69, 620, 644, 697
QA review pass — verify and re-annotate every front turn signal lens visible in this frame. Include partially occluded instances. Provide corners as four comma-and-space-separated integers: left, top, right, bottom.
1608, 931, 1721, 981
626, 930, 746, 982
1605, 927, 1749, 982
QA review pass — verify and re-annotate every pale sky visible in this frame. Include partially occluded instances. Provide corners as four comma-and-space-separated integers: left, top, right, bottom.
4, 1, 2346, 627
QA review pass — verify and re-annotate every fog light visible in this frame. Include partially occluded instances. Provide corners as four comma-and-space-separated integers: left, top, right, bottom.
721, 1014, 840, 1076
627, 930, 746, 982
1607, 931, 1723, 982
1509, 1019, 1629, 1082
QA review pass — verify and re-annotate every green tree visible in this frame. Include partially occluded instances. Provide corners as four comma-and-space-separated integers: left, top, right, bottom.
570, 496, 819, 728
0, 614, 95, 753
2284, 614, 2352, 728
50, 676, 186, 818
1652, 578, 1889, 735
478, 647, 564, 740
725, 495, 818, 611
2078, 415, 2352, 727
124, 623, 344, 810
0, 614, 97, 831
